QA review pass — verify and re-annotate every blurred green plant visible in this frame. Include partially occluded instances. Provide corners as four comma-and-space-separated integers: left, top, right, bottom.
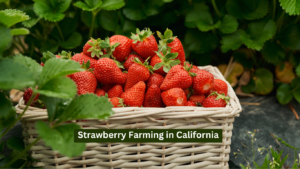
1, 0, 300, 107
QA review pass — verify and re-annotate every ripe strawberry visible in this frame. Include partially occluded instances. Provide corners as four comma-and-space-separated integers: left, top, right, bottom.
150, 51, 181, 76
23, 88, 40, 106
209, 79, 228, 96
101, 84, 115, 92
189, 94, 205, 105
108, 35, 132, 62
94, 58, 127, 84
72, 53, 97, 69
146, 73, 164, 88
161, 88, 187, 106
160, 65, 194, 91
83, 38, 106, 58
192, 70, 214, 95
124, 54, 144, 70
109, 97, 125, 108
185, 101, 196, 106
95, 88, 106, 96
124, 58, 152, 91
202, 92, 230, 108
144, 84, 163, 107
157, 29, 185, 65
131, 28, 158, 59
107, 84, 123, 98
70, 69, 97, 95
121, 81, 146, 107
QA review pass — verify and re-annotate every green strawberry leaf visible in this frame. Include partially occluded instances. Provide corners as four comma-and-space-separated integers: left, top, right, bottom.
254, 68, 273, 95
57, 94, 114, 123
240, 19, 276, 51
184, 3, 204, 28
73, 0, 102, 11
22, 17, 40, 28
20, 5, 41, 28
39, 95, 68, 123
36, 121, 86, 157
277, 83, 293, 105
279, 0, 300, 15
226, 0, 269, 20
219, 15, 238, 34
0, 110, 16, 133
38, 58, 82, 87
59, 32, 82, 49
291, 78, 300, 103
278, 25, 300, 50
81, 11, 101, 28
10, 28, 30, 36
261, 41, 286, 65
13, 54, 42, 77
0, 9, 30, 27
6, 137, 24, 152
0, 92, 16, 118
220, 29, 243, 53
101, 0, 125, 10
122, 0, 147, 21
35, 76, 77, 99
40, 39, 59, 54
194, 4, 221, 32
99, 10, 118, 31
184, 29, 218, 54
0, 24, 12, 57
33, 0, 71, 22
0, 58, 37, 90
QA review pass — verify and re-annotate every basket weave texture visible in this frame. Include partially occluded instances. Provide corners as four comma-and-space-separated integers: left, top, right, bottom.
16, 65, 242, 169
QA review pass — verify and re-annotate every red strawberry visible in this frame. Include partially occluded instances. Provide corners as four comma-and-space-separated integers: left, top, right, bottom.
202, 92, 230, 108
186, 63, 201, 75
95, 88, 106, 96
124, 58, 152, 91
109, 35, 132, 62
124, 54, 145, 70
83, 38, 106, 58
209, 79, 228, 96
109, 97, 125, 108
121, 81, 146, 107
144, 84, 163, 107
70, 71, 97, 95
189, 94, 205, 105
101, 84, 115, 92
40, 63, 44, 66
150, 51, 181, 76
161, 88, 187, 106
107, 84, 123, 98
157, 29, 185, 65
72, 53, 97, 69
160, 65, 194, 91
185, 101, 196, 106
146, 73, 164, 88
94, 58, 127, 84
131, 28, 158, 59
23, 88, 40, 106
150, 53, 165, 76
192, 70, 214, 95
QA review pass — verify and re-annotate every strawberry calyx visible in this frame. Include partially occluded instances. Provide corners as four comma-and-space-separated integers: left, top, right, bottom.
81, 60, 94, 73
118, 98, 126, 107
58, 51, 72, 59
133, 57, 154, 73
157, 28, 176, 54
87, 38, 106, 58
153, 49, 180, 73
131, 28, 153, 43
41, 51, 56, 63
183, 62, 197, 77
208, 91, 230, 104
100, 37, 120, 60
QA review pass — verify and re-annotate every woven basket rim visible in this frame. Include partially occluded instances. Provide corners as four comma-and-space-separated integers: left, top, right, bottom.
16, 65, 242, 121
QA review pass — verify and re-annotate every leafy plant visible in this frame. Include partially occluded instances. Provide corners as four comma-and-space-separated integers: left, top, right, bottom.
0, 54, 113, 167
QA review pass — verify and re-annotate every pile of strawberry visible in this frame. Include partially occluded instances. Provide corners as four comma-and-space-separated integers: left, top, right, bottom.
24, 28, 230, 108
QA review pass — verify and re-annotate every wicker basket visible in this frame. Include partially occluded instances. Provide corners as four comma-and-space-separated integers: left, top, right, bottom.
16, 65, 242, 169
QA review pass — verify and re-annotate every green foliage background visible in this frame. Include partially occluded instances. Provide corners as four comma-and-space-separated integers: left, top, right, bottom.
2, 0, 300, 104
